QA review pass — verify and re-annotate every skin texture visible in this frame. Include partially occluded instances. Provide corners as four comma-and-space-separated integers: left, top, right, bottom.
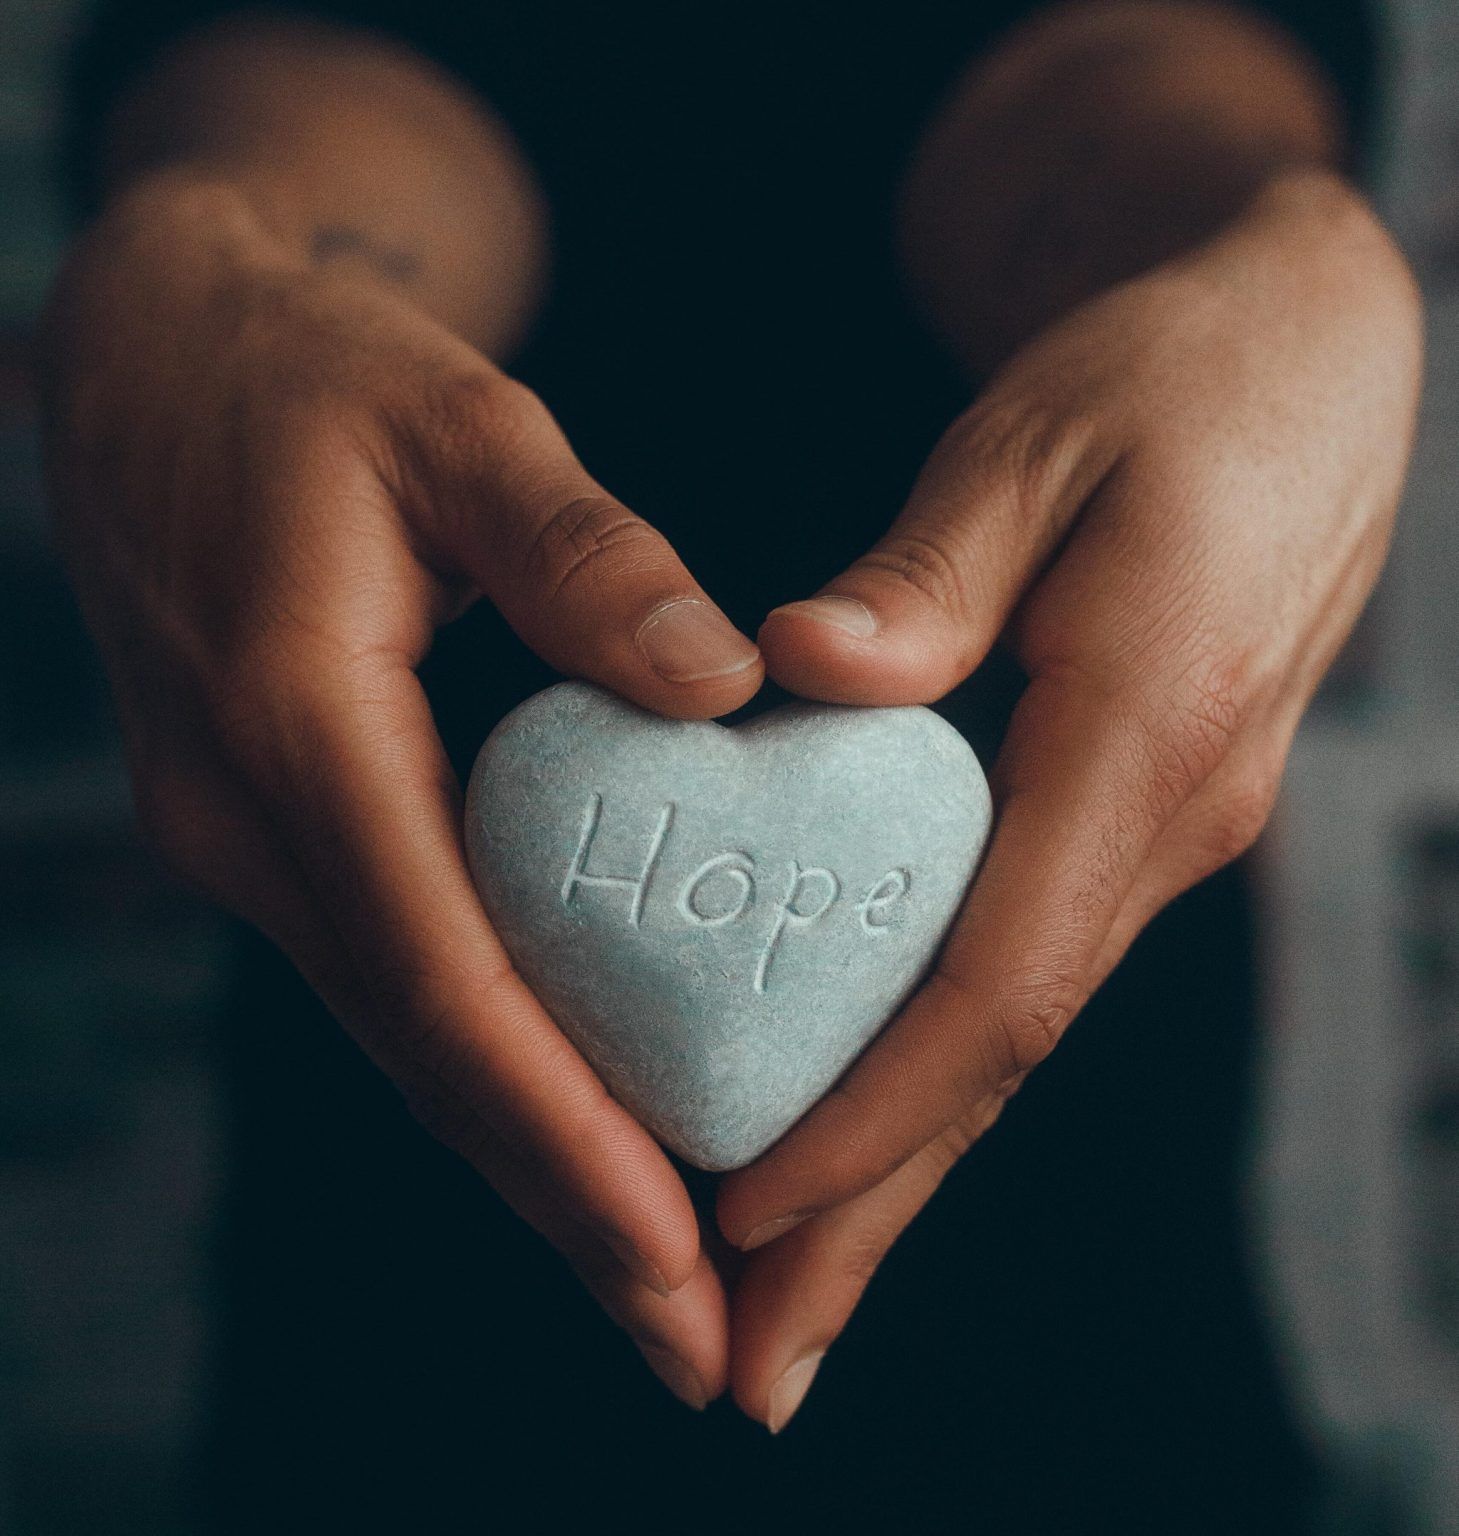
41, 1, 1421, 1432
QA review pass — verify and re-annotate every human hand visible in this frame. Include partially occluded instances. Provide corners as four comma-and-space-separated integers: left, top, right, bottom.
717, 170, 1422, 1428
40, 171, 765, 1408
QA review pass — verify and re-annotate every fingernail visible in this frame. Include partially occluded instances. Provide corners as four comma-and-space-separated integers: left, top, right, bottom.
767, 596, 877, 638
601, 1232, 672, 1297
767, 1350, 826, 1434
738, 1211, 811, 1252
636, 599, 760, 683
637, 1342, 709, 1411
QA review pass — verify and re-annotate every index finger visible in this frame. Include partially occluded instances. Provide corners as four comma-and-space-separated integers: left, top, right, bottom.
219, 639, 702, 1294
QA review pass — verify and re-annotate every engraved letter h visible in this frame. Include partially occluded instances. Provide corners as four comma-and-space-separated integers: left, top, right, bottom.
561, 793, 675, 928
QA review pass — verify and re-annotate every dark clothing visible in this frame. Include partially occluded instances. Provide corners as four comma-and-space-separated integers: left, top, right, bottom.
70, 3, 1377, 1530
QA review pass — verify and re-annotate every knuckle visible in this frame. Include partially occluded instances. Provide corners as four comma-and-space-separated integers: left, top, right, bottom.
522, 495, 662, 601
987, 973, 1083, 1080
945, 392, 1095, 543
929, 1090, 1013, 1175
1206, 767, 1282, 868
407, 370, 555, 492
928, 956, 1076, 1095
889, 1097, 1025, 1241
421, 367, 530, 446
857, 528, 972, 623
957, 395, 1082, 504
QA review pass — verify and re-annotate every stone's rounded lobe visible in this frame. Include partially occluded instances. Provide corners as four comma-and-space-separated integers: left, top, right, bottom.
464, 682, 993, 1171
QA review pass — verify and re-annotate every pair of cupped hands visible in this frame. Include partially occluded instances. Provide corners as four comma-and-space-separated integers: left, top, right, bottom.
41, 167, 1419, 1431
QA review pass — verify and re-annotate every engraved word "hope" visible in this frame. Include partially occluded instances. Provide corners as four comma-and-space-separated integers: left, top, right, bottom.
561, 794, 911, 993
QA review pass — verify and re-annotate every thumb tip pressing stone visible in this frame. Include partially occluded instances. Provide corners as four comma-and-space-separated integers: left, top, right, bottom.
465, 681, 992, 1171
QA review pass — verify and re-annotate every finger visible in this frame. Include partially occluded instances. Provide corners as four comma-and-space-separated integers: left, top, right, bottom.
730, 1094, 1010, 1432
411, 1081, 731, 1409
570, 1246, 731, 1412
282, 885, 732, 1409
149, 759, 731, 1404
418, 1075, 730, 1410
756, 398, 1118, 704
723, 444, 1272, 1245
410, 371, 762, 718
719, 647, 1232, 1247
215, 646, 703, 1298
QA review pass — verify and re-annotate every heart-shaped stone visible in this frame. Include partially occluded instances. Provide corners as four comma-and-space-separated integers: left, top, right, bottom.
464, 682, 992, 1170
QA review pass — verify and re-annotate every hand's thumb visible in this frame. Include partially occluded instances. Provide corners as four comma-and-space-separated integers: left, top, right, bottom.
757, 412, 1107, 705
421, 374, 761, 719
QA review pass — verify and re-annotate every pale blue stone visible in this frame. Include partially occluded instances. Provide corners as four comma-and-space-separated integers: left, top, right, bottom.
464, 682, 992, 1171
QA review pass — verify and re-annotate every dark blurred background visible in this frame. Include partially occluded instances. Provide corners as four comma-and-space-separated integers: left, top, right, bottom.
0, 7, 233, 1529
0, 0, 1457, 1532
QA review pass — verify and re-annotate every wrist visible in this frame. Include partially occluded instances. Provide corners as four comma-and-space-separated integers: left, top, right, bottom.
39, 168, 322, 436
48, 168, 299, 330
77, 158, 534, 351
42, 165, 430, 379
92, 165, 313, 276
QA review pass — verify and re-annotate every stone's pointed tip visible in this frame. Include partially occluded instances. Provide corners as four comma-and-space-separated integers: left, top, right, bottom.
667, 1127, 770, 1175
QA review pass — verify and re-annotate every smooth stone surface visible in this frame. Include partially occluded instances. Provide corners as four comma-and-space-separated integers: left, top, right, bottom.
465, 682, 992, 1171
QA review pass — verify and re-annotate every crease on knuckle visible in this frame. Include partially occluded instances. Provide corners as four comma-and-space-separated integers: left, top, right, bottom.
522, 495, 659, 601
949, 393, 1094, 530
921, 957, 1069, 1106
418, 369, 530, 458
987, 972, 1083, 1081
398, 371, 551, 516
